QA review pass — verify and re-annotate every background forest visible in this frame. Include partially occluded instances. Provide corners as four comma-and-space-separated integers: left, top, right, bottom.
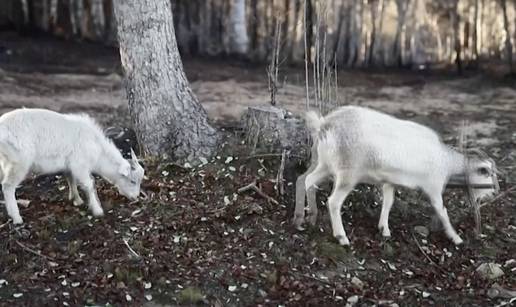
1, 0, 516, 72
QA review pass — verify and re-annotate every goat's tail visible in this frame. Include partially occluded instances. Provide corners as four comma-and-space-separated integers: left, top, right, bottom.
305, 110, 324, 134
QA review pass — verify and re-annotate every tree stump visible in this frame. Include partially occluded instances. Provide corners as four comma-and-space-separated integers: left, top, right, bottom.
241, 106, 311, 161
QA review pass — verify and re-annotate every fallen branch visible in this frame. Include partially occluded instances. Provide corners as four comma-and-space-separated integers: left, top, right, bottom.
494, 297, 516, 307
0, 221, 10, 231
480, 185, 516, 208
122, 238, 141, 259
15, 240, 55, 261
243, 153, 304, 160
276, 150, 287, 197
291, 271, 334, 286
238, 180, 279, 205
411, 233, 447, 274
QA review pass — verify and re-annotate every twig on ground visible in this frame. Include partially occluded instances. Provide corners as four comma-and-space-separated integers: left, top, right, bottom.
494, 297, 516, 307
0, 221, 10, 231
291, 271, 334, 286
276, 150, 287, 196
238, 180, 279, 205
244, 153, 304, 160
123, 238, 141, 259
15, 240, 55, 261
411, 232, 448, 274
480, 185, 516, 208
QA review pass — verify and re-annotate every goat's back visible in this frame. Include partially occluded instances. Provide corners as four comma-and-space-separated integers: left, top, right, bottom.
0, 109, 108, 170
316, 106, 450, 184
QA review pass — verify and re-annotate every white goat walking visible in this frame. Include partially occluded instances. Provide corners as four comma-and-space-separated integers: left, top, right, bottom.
0, 108, 145, 224
294, 106, 498, 245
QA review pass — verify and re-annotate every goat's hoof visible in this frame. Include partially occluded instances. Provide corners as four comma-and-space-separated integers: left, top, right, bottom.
92, 209, 105, 217
452, 236, 464, 245
307, 214, 317, 226
11, 216, 23, 225
378, 225, 391, 237
336, 235, 350, 246
73, 198, 84, 207
292, 217, 304, 230
382, 229, 392, 238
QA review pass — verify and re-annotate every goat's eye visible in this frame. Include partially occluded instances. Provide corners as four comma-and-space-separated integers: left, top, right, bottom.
130, 180, 137, 184
478, 167, 489, 176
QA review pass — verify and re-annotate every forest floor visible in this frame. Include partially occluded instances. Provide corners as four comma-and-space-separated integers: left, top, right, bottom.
0, 32, 515, 306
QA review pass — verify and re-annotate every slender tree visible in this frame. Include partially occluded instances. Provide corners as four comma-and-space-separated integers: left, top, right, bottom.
227, 0, 249, 55
500, 0, 514, 73
114, 0, 219, 162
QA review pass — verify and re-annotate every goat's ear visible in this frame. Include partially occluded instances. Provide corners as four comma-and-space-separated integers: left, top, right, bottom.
119, 162, 130, 177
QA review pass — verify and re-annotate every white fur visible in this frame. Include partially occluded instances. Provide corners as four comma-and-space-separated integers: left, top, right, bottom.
295, 106, 498, 245
0, 108, 144, 224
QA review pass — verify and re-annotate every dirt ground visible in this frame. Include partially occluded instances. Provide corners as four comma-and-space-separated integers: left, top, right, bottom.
0, 32, 515, 306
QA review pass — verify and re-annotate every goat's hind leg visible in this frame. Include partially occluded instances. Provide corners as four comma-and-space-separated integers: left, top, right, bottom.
294, 165, 319, 229
327, 176, 354, 246
378, 184, 395, 237
300, 164, 328, 228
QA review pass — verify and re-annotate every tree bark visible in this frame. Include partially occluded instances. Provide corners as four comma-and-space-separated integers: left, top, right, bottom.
393, 0, 410, 67
227, 0, 249, 55
500, 0, 514, 73
451, 0, 462, 74
473, 0, 479, 60
114, 0, 219, 162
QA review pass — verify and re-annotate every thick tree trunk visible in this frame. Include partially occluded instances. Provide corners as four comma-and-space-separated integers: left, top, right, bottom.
114, 0, 219, 162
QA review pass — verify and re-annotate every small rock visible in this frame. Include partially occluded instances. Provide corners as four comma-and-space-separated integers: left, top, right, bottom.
347, 295, 359, 305
258, 289, 267, 297
414, 226, 430, 238
351, 277, 364, 290
228, 285, 237, 292
476, 263, 504, 280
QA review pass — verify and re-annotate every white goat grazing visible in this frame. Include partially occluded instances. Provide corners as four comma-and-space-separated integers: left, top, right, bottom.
0, 108, 145, 224
294, 106, 498, 245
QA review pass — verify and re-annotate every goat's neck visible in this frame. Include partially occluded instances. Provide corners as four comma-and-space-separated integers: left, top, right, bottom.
445, 147, 468, 177
95, 143, 125, 181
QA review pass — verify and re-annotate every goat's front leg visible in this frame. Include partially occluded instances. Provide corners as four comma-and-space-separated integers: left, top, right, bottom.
2, 184, 23, 224
378, 184, 395, 237
66, 175, 84, 206
74, 171, 104, 217
426, 189, 463, 245
1, 164, 29, 224
327, 177, 353, 246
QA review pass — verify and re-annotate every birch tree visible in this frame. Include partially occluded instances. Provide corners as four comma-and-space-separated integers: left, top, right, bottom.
227, 0, 249, 55
500, 0, 514, 73
393, 0, 411, 66
114, 0, 219, 162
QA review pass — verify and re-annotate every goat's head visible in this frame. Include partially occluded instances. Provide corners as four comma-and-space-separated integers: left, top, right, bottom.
115, 149, 145, 200
466, 149, 499, 202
